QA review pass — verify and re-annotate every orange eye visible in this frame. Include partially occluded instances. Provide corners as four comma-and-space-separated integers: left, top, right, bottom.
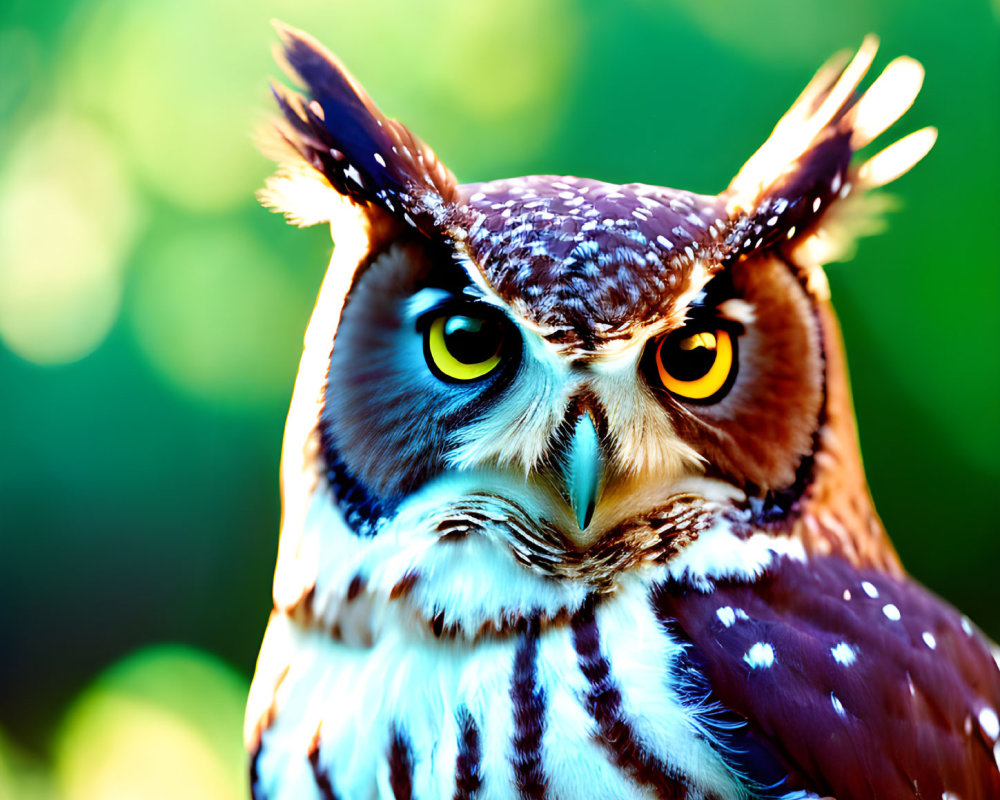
653, 325, 737, 403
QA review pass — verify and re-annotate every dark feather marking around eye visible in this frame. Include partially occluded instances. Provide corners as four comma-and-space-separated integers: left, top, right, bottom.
453, 707, 483, 800
744, 252, 828, 528
685, 269, 737, 320
320, 435, 397, 537
745, 448, 817, 527
389, 725, 415, 800
425, 249, 487, 297
570, 596, 692, 799
510, 616, 547, 799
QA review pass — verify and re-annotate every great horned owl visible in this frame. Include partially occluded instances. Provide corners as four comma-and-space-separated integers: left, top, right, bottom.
245, 23, 1000, 800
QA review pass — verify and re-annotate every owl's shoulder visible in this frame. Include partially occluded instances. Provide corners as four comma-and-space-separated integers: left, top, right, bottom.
654, 553, 1000, 799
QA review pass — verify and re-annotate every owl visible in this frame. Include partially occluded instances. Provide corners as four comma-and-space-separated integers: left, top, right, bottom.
244, 23, 1000, 800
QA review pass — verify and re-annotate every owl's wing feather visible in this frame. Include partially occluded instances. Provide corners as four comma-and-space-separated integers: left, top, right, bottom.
264, 21, 456, 232
716, 36, 936, 271
654, 555, 1000, 799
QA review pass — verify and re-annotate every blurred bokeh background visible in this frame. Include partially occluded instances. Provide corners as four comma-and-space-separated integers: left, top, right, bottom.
0, 0, 997, 796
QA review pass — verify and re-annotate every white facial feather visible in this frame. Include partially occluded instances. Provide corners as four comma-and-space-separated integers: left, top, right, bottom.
271, 207, 371, 611
591, 352, 705, 479
447, 330, 573, 475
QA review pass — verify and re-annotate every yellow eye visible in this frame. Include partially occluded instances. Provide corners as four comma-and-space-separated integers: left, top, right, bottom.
425, 313, 505, 382
654, 325, 737, 402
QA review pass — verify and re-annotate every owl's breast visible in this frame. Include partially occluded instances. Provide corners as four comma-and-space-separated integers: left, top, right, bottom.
248, 543, 1000, 800
247, 568, 783, 800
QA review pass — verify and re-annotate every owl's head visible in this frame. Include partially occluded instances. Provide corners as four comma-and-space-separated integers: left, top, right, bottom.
260, 24, 935, 640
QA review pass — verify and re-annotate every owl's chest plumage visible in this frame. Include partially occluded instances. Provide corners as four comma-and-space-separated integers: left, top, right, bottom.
250, 541, 757, 800
251, 575, 732, 800
249, 522, 1000, 800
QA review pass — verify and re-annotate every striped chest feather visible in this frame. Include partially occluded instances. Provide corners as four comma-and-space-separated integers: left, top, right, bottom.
249, 570, 784, 800
246, 512, 1000, 800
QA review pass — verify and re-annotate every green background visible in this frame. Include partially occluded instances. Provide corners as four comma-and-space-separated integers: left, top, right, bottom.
1, 0, 997, 796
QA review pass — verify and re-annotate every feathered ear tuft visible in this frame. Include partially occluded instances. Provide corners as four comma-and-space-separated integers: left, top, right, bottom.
261, 21, 457, 233
716, 36, 936, 274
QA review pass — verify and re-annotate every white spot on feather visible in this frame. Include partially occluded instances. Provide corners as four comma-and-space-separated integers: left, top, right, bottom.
979, 707, 1000, 741
882, 603, 901, 621
922, 631, 937, 650
831, 694, 846, 716
716, 606, 736, 627
743, 642, 775, 669
861, 581, 879, 599
344, 164, 363, 187
831, 642, 857, 666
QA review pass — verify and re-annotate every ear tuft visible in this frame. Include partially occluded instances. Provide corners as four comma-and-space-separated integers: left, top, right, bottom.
716, 37, 934, 273
262, 21, 457, 232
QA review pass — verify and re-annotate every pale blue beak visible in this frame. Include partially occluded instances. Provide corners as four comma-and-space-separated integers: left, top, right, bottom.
563, 411, 604, 531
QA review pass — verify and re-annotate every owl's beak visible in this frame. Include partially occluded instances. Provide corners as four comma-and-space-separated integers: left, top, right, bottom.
563, 411, 605, 532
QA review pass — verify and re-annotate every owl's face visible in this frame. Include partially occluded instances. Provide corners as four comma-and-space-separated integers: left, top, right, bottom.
260, 26, 934, 637
324, 181, 823, 557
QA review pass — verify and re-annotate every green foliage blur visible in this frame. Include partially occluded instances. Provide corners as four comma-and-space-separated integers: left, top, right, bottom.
0, 0, 997, 795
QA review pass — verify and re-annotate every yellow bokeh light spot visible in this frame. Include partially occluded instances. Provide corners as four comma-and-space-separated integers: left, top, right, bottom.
64, 0, 277, 212
55, 645, 248, 800
0, 112, 140, 364
128, 227, 309, 408
59, 696, 234, 800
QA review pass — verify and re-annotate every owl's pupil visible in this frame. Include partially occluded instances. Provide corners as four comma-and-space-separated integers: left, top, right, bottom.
662, 331, 718, 381
443, 316, 502, 364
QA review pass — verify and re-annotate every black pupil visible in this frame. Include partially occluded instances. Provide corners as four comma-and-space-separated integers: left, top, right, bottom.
444, 315, 502, 364
661, 329, 717, 381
